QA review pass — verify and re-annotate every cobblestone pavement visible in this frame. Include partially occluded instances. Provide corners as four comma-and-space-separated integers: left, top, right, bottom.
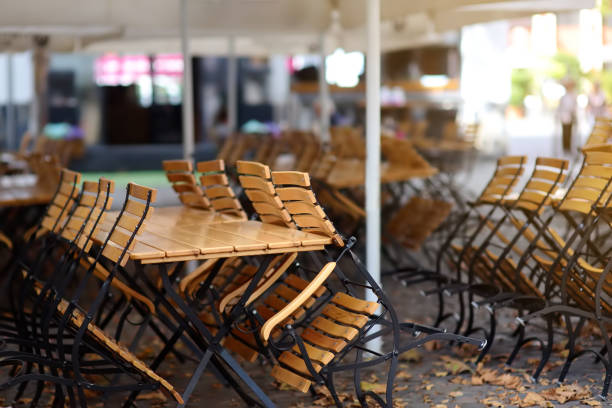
2, 270, 606, 408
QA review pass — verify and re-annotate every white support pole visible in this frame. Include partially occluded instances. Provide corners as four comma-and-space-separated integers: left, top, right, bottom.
227, 36, 237, 134
180, 0, 195, 160
365, 0, 381, 291
6, 53, 14, 150
318, 33, 330, 142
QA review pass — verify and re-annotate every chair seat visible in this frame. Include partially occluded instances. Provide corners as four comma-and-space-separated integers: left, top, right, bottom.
223, 273, 327, 362
270, 292, 379, 393
52, 295, 183, 404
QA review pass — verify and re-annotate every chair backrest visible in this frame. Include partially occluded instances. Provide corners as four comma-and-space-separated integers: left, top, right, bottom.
40, 168, 81, 234
330, 127, 365, 159
217, 135, 235, 162
557, 151, 612, 215
35, 154, 62, 188
271, 170, 344, 246
162, 159, 210, 209
227, 134, 251, 165
477, 156, 527, 204
17, 132, 32, 157
512, 157, 568, 212
584, 117, 611, 147
32, 135, 48, 155
100, 183, 156, 267
236, 161, 294, 228
293, 131, 320, 172
381, 137, 431, 169
386, 196, 453, 250
61, 178, 114, 251
197, 159, 246, 219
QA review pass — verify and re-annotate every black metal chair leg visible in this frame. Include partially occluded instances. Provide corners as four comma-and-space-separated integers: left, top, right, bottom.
463, 292, 476, 336
475, 311, 496, 364
77, 385, 88, 408
452, 292, 466, 335
601, 369, 611, 401
29, 377, 45, 407
505, 325, 525, 366
325, 373, 343, 408
532, 317, 554, 382
433, 290, 446, 327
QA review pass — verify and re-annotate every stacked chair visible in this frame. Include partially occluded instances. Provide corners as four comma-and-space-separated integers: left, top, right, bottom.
0, 169, 187, 406
399, 138, 612, 400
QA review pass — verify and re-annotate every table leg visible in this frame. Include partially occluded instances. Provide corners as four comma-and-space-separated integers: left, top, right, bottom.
158, 262, 277, 408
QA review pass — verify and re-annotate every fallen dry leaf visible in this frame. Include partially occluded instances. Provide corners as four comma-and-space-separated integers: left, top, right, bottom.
480, 397, 504, 407
539, 383, 590, 403
360, 381, 386, 394
399, 348, 422, 363
136, 391, 167, 401
439, 355, 473, 375
396, 371, 412, 380
511, 391, 552, 407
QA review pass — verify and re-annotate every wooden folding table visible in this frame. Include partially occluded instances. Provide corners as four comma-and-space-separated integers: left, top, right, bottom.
98, 206, 333, 407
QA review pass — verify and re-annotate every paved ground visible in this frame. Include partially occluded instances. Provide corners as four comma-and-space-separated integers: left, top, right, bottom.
1, 268, 606, 408
2, 143, 607, 407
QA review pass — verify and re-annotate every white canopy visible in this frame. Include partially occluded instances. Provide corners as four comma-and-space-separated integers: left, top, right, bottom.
0, 0, 596, 54
0, 0, 596, 288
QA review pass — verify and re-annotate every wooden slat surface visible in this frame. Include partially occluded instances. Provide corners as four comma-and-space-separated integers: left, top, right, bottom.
96, 205, 332, 263
0, 174, 56, 207
325, 159, 438, 189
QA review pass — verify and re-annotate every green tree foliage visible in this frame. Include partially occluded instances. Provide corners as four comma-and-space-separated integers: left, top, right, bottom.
510, 68, 534, 108
545, 53, 583, 82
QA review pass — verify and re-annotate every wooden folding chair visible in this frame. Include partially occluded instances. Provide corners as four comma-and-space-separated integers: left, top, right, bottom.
399, 156, 526, 283
181, 161, 297, 347
197, 159, 246, 219
17, 132, 33, 159
257, 250, 484, 407
505, 151, 612, 385
293, 131, 321, 173
1, 176, 114, 405
4, 183, 185, 406
163, 159, 210, 209
440, 157, 568, 363
236, 160, 294, 227
581, 117, 612, 151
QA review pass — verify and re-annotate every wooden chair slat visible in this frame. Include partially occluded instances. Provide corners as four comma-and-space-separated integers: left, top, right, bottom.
271, 171, 310, 187
311, 316, 359, 341
162, 159, 193, 172
197, 159, 225, 173
270, 365, 312, 393
301, 328, 347, 353
278, 351, 323, 376
498, 156, 526, 165
236, 160, 271, 178
292, 342, 335, 365
535, 157, 569, 169
275, 187, 317, 203
200, 173, 229, 187
331, 292, 379, 315
128, 183, 157, 202
167, 173, 197, 184
238, 175, 276, 194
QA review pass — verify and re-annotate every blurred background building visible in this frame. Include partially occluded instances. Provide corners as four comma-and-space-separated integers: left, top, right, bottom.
1, 4, 610, 170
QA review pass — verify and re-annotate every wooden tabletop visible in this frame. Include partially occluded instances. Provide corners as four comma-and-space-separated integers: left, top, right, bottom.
98, 205, 332, 264
325, 159, 438, 189
0, 174, 55, 207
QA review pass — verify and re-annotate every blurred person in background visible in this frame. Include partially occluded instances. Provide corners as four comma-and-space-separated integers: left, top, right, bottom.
587, 81, 608, 120
557, 78, 577, 154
